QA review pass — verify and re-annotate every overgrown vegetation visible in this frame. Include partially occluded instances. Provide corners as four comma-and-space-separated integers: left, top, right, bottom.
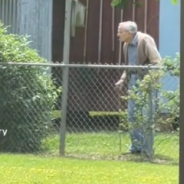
158, 54, 180, 128
118, 54, 180, 160
0, 22, 61, 153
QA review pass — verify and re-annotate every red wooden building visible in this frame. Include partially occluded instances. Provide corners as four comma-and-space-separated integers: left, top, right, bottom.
52, 0, 160, 112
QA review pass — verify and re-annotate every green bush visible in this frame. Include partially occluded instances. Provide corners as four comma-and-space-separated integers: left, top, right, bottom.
157, 53, 180, 129
121, 53, 180, 132
0, 22, 61, 153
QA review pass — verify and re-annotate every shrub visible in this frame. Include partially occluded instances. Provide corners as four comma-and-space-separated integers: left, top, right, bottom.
157, 53, 180, 130
0, 22, 61, 153
121, 53, 180, 132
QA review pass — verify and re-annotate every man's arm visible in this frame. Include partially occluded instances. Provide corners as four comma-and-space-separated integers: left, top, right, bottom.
120, 43, 128, 80
115, 43, 127, 88
115, 69, 126, 88
144, 36, 162, 65
120, 71, 126, 80
143, 36, 162, 83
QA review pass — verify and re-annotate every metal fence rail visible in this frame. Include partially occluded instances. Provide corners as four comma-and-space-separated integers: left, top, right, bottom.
0, 63, 179, 164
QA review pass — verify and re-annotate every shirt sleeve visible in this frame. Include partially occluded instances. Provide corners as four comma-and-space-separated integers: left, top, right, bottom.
144, 36, 162, 65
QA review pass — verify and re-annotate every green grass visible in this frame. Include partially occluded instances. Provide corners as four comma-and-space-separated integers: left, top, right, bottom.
0, 154, 178, 184
50, 110, 179, 164
0, 129, 178, 183
42, 131, 179, 164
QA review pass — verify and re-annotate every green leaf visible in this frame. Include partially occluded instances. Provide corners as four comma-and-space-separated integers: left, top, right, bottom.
171, 0, 178, 5
111, 0, 129, 9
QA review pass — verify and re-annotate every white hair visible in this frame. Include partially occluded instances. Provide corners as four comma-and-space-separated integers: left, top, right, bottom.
118, 21, 138, 34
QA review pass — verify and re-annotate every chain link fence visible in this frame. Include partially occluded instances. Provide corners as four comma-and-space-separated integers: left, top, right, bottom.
0, 62, 179, 164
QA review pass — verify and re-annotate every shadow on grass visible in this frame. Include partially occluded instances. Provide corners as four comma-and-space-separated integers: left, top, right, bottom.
38, 151, 178, 166
40, 131, 179, 166
1, 149, 178, 166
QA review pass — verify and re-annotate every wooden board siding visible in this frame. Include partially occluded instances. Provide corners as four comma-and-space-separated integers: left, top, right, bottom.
52, 0, 160, 111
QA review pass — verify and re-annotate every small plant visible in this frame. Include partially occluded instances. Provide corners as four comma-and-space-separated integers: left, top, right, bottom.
121, 69, 164, 128
157, 53, 180, 130
119, 53, 180, 159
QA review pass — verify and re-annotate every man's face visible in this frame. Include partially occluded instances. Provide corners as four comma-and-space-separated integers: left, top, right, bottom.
117, 26, 131, 42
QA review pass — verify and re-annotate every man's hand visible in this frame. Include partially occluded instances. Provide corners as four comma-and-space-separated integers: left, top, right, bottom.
115, 79, 125, 90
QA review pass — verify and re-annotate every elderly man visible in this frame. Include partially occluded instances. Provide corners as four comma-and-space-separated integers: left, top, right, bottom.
115, 21, 161, 157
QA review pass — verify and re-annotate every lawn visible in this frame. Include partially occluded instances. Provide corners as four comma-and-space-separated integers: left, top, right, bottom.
50, 111, 179, 163
42, 131, 179, 164
0, 129, 178, 183
0, 154, 178, 184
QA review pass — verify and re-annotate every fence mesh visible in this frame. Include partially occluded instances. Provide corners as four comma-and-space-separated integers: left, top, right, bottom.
0, 63, 179, 164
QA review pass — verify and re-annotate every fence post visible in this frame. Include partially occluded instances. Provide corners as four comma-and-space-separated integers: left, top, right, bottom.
143, 72, 154, 161
180, 0, 184, 183
147, 82, 153, 160
59, 0, 72, 156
